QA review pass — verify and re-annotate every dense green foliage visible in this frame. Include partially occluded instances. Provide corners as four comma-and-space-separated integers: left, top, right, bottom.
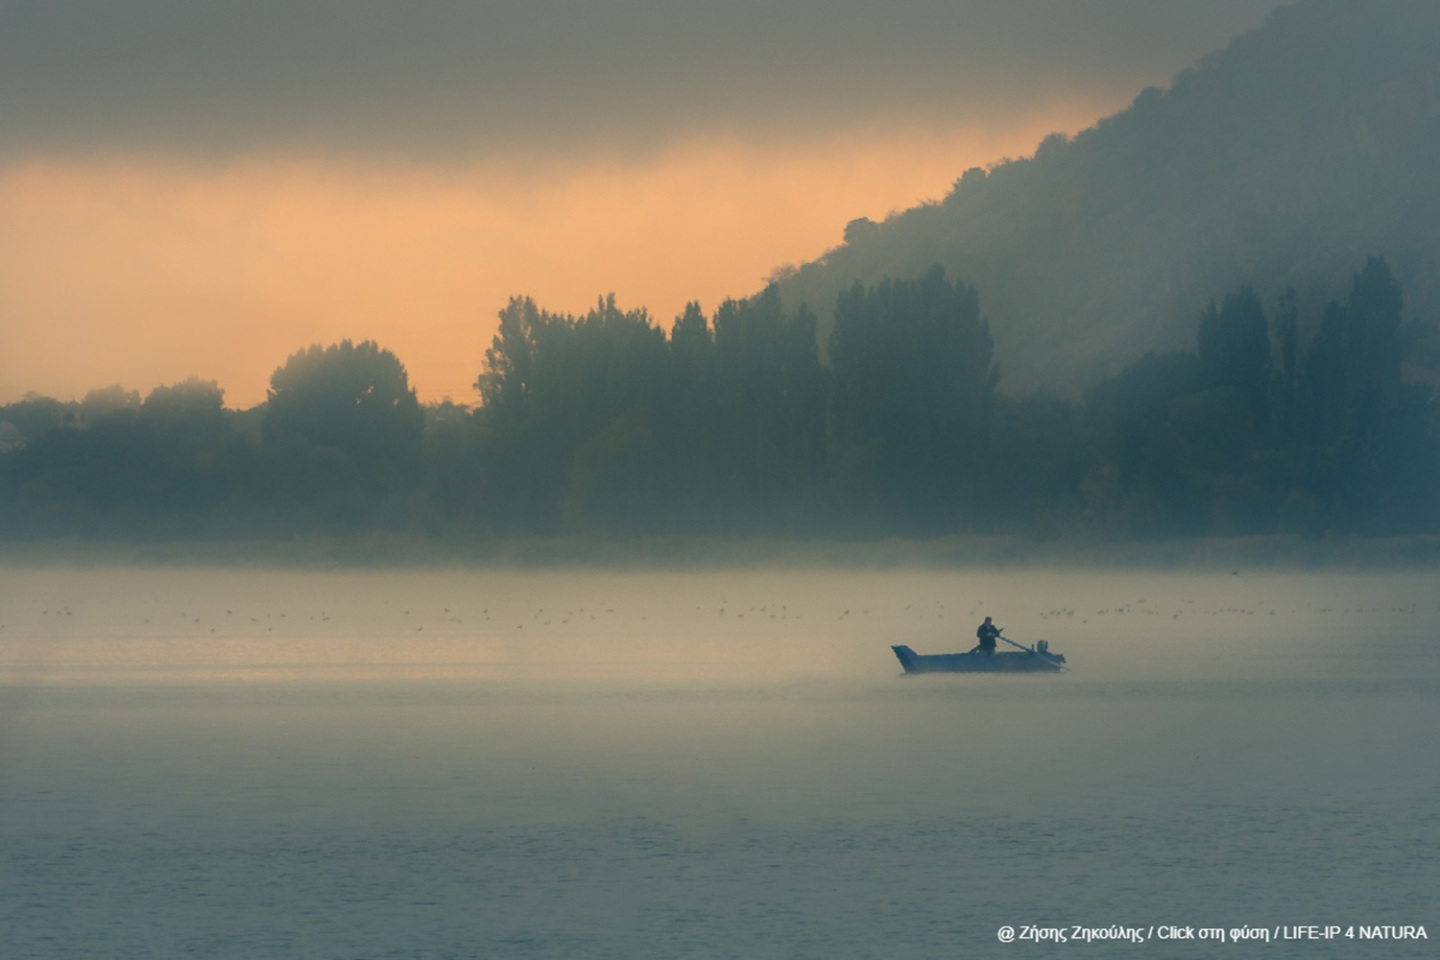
2, 260, 1436, 542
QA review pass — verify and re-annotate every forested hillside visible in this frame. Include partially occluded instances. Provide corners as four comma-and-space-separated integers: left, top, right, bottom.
6, 0, 1440, 543
775, 0, 1440, 395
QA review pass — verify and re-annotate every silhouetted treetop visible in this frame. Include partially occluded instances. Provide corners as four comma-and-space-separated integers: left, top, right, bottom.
2, 258, 1436, 541
264, 339, 423, 469
828, 266, 996, 530
140, 378, 226, 434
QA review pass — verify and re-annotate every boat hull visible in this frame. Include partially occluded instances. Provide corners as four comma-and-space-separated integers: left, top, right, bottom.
892, 644, 1065, 674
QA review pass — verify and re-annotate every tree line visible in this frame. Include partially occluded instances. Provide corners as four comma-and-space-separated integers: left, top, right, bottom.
2, 258, 1437, 541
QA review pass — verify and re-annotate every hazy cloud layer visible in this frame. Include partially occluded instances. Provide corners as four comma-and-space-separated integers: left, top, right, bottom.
1, 0, 1280, 160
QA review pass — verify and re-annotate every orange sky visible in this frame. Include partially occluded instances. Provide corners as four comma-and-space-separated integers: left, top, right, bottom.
0, 103, 1116, 409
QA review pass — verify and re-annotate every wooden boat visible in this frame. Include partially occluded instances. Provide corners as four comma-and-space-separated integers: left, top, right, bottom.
892, 637, 1066, 674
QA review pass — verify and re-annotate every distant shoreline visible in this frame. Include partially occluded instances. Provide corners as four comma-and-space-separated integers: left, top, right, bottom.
4, 534, 1440, 571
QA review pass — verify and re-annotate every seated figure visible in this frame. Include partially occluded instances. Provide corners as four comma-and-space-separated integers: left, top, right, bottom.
975, 616, 1000, 654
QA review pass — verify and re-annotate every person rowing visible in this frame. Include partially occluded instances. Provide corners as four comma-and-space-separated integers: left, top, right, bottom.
974, 616, 1000, 655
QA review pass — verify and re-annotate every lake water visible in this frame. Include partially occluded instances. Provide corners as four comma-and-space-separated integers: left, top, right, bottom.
1, 562, 1436, 958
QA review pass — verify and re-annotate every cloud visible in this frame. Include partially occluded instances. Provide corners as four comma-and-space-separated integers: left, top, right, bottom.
0, 0, 1286, 409
0, 0, 1280, 161
0, 114, 1102, 408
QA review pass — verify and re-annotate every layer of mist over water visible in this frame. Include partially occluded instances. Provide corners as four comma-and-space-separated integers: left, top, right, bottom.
2, 563, 1436, 958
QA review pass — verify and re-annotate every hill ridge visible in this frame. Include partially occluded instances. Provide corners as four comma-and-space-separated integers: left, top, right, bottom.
774, 0, 1440, 395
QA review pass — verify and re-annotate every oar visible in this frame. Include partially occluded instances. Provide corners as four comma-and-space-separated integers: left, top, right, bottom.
997, 631, 1035, 654
998, 631, 1066, 669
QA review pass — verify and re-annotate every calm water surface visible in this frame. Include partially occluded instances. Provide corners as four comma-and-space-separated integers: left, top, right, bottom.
1, 564, 1436, 958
